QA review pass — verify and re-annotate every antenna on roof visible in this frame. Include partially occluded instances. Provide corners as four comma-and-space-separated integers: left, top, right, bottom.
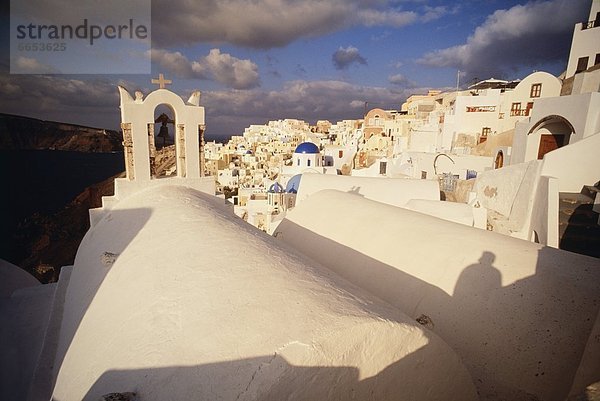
456, 70, 460, 92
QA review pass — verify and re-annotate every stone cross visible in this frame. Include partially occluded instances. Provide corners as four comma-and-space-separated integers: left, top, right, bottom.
151, 73, 172, 89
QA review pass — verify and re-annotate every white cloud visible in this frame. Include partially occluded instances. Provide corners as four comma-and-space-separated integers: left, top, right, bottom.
13, 57, 59, 74
356, 9, 417, 26
417, 0, 589, 79
204, 49, 260, 89
151, 48, 260, 89
421, 5, 451, 23
332, 46, 367, 70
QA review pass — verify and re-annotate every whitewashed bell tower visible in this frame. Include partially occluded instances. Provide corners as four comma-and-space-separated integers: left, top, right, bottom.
119, 74, 206, 181
89, 75, 215, 227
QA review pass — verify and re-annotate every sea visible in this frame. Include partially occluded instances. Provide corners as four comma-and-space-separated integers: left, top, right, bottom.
0, 149, 125, 258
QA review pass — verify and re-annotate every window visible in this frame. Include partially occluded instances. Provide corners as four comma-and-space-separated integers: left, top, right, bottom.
479, 127, 490, 144
338, 150, 344, 158
307, 159, 311, 167
576, 56, 589, 73
595, 53, 600, 67
510, 102, 522, 116
530, 83, 542, 98
379, 161, 387, 175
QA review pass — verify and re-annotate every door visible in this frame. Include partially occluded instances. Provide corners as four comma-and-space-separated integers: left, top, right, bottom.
537, 134, 565, 159
494, 151, 504, 169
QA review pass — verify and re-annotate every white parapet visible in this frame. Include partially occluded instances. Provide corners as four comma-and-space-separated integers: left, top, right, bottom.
295, 173, 440, 208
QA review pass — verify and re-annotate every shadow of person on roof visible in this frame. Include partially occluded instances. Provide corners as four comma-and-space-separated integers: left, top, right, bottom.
453, 251, 501, 306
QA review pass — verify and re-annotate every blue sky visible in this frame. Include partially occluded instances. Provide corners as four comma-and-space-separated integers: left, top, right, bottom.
0, 0, 590, 141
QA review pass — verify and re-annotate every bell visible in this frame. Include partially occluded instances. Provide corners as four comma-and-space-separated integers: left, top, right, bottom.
157, 121, 170, 146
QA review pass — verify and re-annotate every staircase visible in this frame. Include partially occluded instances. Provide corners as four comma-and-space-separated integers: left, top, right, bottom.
559, 185, 600, 258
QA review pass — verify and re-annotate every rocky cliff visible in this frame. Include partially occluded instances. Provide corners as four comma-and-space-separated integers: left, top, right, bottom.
0, 113, 123, 152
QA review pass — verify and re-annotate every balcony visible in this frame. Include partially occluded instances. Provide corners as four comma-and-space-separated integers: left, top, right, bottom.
510, 109, 530, 117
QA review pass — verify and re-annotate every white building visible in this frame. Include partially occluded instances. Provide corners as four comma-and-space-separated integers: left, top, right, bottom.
565, 0, 600, 78
440, 72, 561, 157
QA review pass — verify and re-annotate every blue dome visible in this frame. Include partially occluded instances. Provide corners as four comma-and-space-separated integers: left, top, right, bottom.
268, 182, 285, 193
294, 142, 320, 154
245, 150, 253, 155
285, 174, 302, 194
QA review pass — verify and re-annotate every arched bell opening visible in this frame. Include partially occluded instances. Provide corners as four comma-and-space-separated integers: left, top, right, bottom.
151, 104, 177, 178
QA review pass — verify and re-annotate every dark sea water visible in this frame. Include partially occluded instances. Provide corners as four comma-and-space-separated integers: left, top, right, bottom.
0, 150, 125, 257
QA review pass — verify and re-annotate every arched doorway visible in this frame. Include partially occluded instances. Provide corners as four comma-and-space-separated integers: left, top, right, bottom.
528, 115, 574, 160
494, 151, 504, 169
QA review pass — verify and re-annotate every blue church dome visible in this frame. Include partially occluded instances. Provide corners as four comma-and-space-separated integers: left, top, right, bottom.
285, 174, 302, 194
294, 142, 320, 154
268, 182, 285, 193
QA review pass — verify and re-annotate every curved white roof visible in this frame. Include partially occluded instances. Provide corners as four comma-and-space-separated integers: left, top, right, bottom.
51, 185, 476, 401
276, 189, 600, 401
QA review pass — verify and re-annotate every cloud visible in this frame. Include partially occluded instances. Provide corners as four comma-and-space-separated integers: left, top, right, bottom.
332, 46, 367, 70
0, 74, 122, 128
356, 9, 417, 26
204, 49, 261, 89
151, 48, 260, 89
201, 80, 427, 138
12, 57, 59, 74
151, 0, 424, 48
421, 5, 453, 23
388, 73, 416, 88
0, 74, 431, 141
417, 0, 589, 79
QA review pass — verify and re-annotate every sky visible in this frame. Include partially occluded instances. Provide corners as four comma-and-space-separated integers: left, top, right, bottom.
0, 0, 591, 141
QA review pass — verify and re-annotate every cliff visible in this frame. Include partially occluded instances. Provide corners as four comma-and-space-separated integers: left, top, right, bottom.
0, 113, 123, 152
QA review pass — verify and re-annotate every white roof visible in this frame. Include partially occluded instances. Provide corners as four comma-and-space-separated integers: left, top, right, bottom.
51, 185, 476, 401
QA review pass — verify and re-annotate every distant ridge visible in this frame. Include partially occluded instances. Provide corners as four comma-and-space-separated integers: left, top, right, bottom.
0, 113, 123, 152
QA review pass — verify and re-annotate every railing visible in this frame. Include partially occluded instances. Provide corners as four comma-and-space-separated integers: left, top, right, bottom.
582, 20, 598, 30
510, 109, 530, 117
